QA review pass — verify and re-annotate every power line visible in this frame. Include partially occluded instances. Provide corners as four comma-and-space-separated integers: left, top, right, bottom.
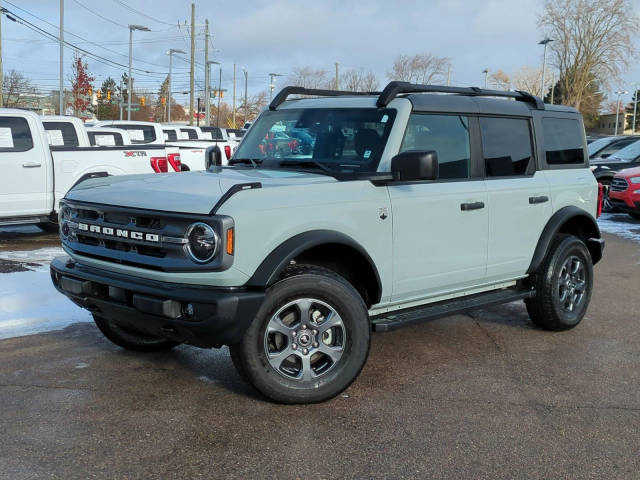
69, 0, 128, 29
110, 0, 177, 27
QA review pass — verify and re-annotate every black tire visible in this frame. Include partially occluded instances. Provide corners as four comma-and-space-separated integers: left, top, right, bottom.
525, 235, 594, 331
37, 221, 58, 233
229, 265, 370, 404
180, 164, 190, 171
228, 345, 248, 381
629, 213, 640, 220
93, 314, 179, 352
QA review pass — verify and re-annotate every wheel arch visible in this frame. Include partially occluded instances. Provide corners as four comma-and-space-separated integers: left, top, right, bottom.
246, 230, 382, 307
528, 206, 603, 274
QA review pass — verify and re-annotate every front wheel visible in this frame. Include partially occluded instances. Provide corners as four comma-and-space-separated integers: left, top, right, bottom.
525, 235, 594, 331
230, 266, 370, 404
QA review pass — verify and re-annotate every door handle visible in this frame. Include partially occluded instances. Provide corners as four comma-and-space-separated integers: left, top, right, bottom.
529, 195, 549, 204
22, 162, 42, 168
460, 201, 485, 211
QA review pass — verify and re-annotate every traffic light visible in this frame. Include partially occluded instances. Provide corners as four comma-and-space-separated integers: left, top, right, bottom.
140, 96, 146, 107
96, 89, 102, 99
106, 90, 111, 101
212, 89, 217, 98
220, 90, 224, 98
161, 96, 166, 106
88, 87, 92, 96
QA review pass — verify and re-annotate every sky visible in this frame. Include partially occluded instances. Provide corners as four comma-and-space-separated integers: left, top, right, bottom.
3, 0, 640, 106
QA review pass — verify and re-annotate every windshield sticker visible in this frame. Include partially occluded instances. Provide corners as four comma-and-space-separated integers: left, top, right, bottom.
47, 129, 65, 146
94, 134, 116, 146
0, 128, 14, 148
363, 150, 372, 159
381, 114, 389, 123
128, 129, 145, 141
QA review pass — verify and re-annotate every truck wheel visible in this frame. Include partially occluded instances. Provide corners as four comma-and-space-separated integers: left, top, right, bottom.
525, 235, 593, 331
229, 265, 370, 404
93, 314, 179, 352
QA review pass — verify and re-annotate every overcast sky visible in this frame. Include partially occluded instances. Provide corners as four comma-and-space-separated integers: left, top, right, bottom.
4, 0, 640, 105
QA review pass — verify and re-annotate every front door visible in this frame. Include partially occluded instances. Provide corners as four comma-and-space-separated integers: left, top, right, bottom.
389, 113, 488, 303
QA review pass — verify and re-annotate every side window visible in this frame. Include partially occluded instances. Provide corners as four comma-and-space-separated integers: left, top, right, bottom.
480, 117, 533, 177
400, 114, 471, 179
542, 117, 585, 165
0, 116, 34, 152
42, 121, 79, 147
163, 129, 178, 141
181, 128, 198, 140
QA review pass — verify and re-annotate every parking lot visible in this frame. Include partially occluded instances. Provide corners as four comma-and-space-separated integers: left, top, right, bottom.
0, 215, 638, 479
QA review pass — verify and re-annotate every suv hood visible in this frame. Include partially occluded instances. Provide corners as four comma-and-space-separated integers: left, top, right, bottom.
66, 168, 337, 215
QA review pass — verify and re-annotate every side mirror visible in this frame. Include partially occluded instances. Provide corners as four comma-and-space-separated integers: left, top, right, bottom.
391, 150, 439, 181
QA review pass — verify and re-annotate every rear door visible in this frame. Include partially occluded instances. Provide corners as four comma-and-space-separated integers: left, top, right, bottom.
0, 115, 49, 217
389, 113, 489, 302
480, 116, 552, 282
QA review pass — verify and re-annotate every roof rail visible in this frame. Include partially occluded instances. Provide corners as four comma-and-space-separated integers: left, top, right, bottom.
269, 86, 380, 110
376, 81, 545, 110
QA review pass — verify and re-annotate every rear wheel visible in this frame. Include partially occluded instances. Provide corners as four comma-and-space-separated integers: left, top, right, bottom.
525, 235, 593, 331
93, 314, 179, 352
229, 266, 370, 404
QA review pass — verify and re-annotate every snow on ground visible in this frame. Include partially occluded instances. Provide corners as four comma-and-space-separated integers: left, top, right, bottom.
0, 225, 42, 234
597, 213, 640, 245
0, 269, 91, 340
0, 246, 65, 266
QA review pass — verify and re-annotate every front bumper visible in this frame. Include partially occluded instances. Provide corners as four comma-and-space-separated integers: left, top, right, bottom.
50, 256, 265, 348
609, 188, 640, 213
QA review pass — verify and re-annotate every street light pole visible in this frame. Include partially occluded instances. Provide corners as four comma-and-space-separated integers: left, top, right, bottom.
217, 65, 222, 127
633, 86, 638, 134
482, 69, 488, 88
615, 90, 628, 136
128, 24, 149, 120
167, 48, 185, 123
59, 0, 64, 114
205, 60, 220, 127
268, 73, 284, 101
243, 67, 248, 126
538, 38, 553, 98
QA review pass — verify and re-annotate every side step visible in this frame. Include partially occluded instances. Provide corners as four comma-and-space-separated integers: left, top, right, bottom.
371, 287, 535, 332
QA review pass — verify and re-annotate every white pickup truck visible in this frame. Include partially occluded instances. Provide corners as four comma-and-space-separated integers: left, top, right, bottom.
161, 124, 236, 170
86, 127, 132, 146
0, 109, 177, 230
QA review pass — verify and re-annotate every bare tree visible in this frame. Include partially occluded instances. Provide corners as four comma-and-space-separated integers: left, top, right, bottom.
341, 69, 379, 91
511, 66, 554, 97
488, 69, 511, 90
288, 67, 332, 89
3, 70, 36, 108
538, 0, 639, 110
388, 53, 450, 84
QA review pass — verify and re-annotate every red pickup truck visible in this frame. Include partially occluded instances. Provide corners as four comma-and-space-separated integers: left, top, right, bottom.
609, 166, 640, 219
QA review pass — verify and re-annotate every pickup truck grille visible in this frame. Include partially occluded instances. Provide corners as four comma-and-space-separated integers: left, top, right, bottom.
59, 200, 233, 272
610, 177, 628, 192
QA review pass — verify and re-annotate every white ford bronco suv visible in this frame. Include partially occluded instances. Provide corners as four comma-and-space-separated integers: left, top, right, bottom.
51, 82, 604, 404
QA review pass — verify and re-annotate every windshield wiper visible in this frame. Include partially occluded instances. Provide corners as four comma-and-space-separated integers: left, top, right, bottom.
278, 160, 336, 176
228, 158, 263, 167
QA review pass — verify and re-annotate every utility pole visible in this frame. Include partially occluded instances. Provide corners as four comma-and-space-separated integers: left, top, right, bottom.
614, 90, 627, 136
197, 97, 201, 126
482, 69, 488, 88
167, 48, 185, 123
232, 63, 236, 128
335, 62, 339, 89
217, 66, 222, 127
59, 0, 64, 114
119, 79, 123, 120
633, 86, 638, 134
204, 19, 210, 126
0, 0, 3, 108
243, 67, 248, 126
446, 64, 451, 87
189, 3, 195, 125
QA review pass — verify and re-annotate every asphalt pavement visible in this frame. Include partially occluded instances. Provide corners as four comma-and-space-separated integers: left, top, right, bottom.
0, 224, 639, 479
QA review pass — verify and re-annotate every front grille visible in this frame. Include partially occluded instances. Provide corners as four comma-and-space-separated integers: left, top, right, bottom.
610, 177, 628, 192
59, 200, 233, 272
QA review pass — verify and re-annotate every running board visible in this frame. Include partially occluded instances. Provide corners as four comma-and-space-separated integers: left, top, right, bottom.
371, 287, 535, 332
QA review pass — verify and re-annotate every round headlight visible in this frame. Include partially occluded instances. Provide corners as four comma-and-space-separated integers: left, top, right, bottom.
185, 222, 219, 263
59, 207, 71, 238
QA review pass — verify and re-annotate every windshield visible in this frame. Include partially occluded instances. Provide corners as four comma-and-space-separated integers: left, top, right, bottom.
587, 137, 615, 156
609, 139, 640, 161
232, 108, 397, 175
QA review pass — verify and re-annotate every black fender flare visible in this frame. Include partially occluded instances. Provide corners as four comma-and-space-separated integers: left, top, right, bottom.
527, 206, 603, 274
70, 171, 110, 190
592, 168, 616, 181
246, 230, 383, 303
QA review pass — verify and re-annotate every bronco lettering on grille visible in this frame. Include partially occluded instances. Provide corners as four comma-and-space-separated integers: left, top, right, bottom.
77, 222, 160, 243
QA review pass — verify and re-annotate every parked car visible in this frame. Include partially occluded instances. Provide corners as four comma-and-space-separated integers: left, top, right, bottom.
608, 166, 640, 219
588, 135, 640, 159
162, 125, 236, 170
86, 127, 132, 146
51, 82, 603, 404
591, 138, 640, 210
0, 110, 178, 231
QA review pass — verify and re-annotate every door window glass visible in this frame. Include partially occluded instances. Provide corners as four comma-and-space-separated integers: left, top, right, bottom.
0, 116, 33, 152
480, 117, 533, 176
42, 121, 79, 147
542, 117, 585, 165
400, 114, 470, 179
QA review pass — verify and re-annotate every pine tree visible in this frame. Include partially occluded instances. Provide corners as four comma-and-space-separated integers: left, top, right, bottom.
69, 52, 95, 117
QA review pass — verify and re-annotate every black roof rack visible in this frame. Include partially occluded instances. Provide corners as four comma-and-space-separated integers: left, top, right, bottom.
376, 81, 545, 110
269, 86, 380, 110
269, 81, 545, 111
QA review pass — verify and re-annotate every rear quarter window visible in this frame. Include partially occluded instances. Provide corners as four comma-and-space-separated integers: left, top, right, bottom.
112, 124, 156, 143
42, 121, 79, 147
542, 117, 585, 165
0, 116, 34, 152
